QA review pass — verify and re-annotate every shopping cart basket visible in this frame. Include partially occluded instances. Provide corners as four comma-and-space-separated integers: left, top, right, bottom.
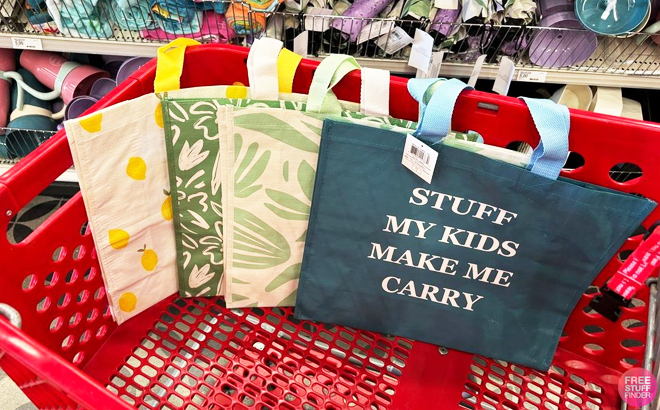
1, 44, 659, 410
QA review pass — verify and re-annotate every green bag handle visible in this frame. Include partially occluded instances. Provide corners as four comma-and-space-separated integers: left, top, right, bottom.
305, 55, 361, 115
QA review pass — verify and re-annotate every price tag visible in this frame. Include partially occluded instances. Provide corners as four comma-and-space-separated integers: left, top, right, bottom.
357, 20, 396, 44
304, 8, 333, 32
408, 29, 434, 72
11, 37, 43, 50
416, 51, 444, 79
467, 54, 486, 87
376, 27, 413, 54
402, 134, 438, 184
434, 0, 459, 9
492, 56, 516, 96
294, 31, 309, 57
517, 70, 547, 83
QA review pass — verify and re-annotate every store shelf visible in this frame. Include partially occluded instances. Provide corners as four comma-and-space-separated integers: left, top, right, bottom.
0, 32, 160, 57
4, 5, 660, 88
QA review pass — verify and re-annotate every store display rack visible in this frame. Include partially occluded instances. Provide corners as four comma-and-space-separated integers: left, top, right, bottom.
0, 127, 76, 182
1, 1, 660, 87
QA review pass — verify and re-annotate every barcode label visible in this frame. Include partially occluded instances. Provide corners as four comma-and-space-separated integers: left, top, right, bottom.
410, 144, 430, 164
517, 70, 547, 83
402, 134, 438, 183
11, 37, 43, 50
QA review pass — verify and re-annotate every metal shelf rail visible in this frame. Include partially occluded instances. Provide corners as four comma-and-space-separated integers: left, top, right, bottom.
0, 1, 660, 87
0, 127, 76, 182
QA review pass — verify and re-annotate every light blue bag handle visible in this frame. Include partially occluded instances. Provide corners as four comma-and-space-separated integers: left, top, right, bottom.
408, 78, 570, 180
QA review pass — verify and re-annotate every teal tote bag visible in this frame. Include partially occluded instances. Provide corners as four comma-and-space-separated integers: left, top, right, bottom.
294, 79, 656, 370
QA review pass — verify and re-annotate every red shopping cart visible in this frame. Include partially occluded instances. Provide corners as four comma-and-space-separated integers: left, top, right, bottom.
0, 44, 659, 410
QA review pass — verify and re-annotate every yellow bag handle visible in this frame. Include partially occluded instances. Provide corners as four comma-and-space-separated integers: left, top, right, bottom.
154, 38, 201, 93
277, 48, 303, 94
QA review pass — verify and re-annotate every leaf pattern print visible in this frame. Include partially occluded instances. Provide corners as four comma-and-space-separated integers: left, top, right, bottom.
179, 140, 209, 171
163, 99, 228, 297
233, 113, 319, 153
265, 263, 301, 292
161, 97, 417, 303
234, 135, 270, 198
301, 120, 322, 136
233, 208, 291, 269
297, 160, 315, 202
265, 189, 310, 220
188, 264, 215, 288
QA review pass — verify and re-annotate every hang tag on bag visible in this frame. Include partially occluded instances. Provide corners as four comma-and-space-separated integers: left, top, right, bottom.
402, 134, 438, 183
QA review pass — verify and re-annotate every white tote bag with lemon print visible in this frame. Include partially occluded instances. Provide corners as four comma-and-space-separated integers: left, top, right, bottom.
63, 38, 370, 322
65, 39, 305, 323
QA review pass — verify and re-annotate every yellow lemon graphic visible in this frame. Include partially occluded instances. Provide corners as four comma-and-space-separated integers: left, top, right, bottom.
162, 189, 173, 221
79, 113, 103, 133
126, 157, 147, 180
118, 292, 137, 312
226, 84, 248, 99
155, 102, 164, 128
108, 229, 130, 249
138, 245, 158, 272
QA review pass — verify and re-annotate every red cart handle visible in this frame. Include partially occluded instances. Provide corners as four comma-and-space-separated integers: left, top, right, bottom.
590, 222, 660, 321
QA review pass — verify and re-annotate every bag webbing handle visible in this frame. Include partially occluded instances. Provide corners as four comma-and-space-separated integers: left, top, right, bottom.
154, 38, 200, 93
408, 78, 570, 180
360, 67, 390, 117
277, 48, 303, 94
306, 55, 360, 114
247, 37, 283, 100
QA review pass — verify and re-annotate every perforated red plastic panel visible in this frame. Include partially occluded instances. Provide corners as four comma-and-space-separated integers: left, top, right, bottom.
0, 45, 659, 410
103, 297, 412, 410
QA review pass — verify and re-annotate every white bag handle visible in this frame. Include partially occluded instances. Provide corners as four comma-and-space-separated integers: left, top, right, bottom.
247, 38, 283, 100
360, 67, 390, 117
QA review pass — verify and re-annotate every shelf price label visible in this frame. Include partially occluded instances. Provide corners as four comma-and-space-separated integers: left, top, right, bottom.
11, 37, 43, 50
517, 70, 547, 83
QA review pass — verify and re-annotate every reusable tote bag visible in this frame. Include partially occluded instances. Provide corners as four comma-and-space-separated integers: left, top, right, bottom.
161, 88, 416, 300
64, 35, 312, 320
64, 38, 301, 322
160, 50, 404, 298
294, 78, 656, 370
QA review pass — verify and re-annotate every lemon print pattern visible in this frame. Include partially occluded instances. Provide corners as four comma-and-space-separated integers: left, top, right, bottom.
108, 229, 130, 249
126, 157, 147, 180
118, 292, 137, 312
139, 245, 158, 271
162, 189, 173, 221
155, 102, 164, 128
79, 113, 103, 133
